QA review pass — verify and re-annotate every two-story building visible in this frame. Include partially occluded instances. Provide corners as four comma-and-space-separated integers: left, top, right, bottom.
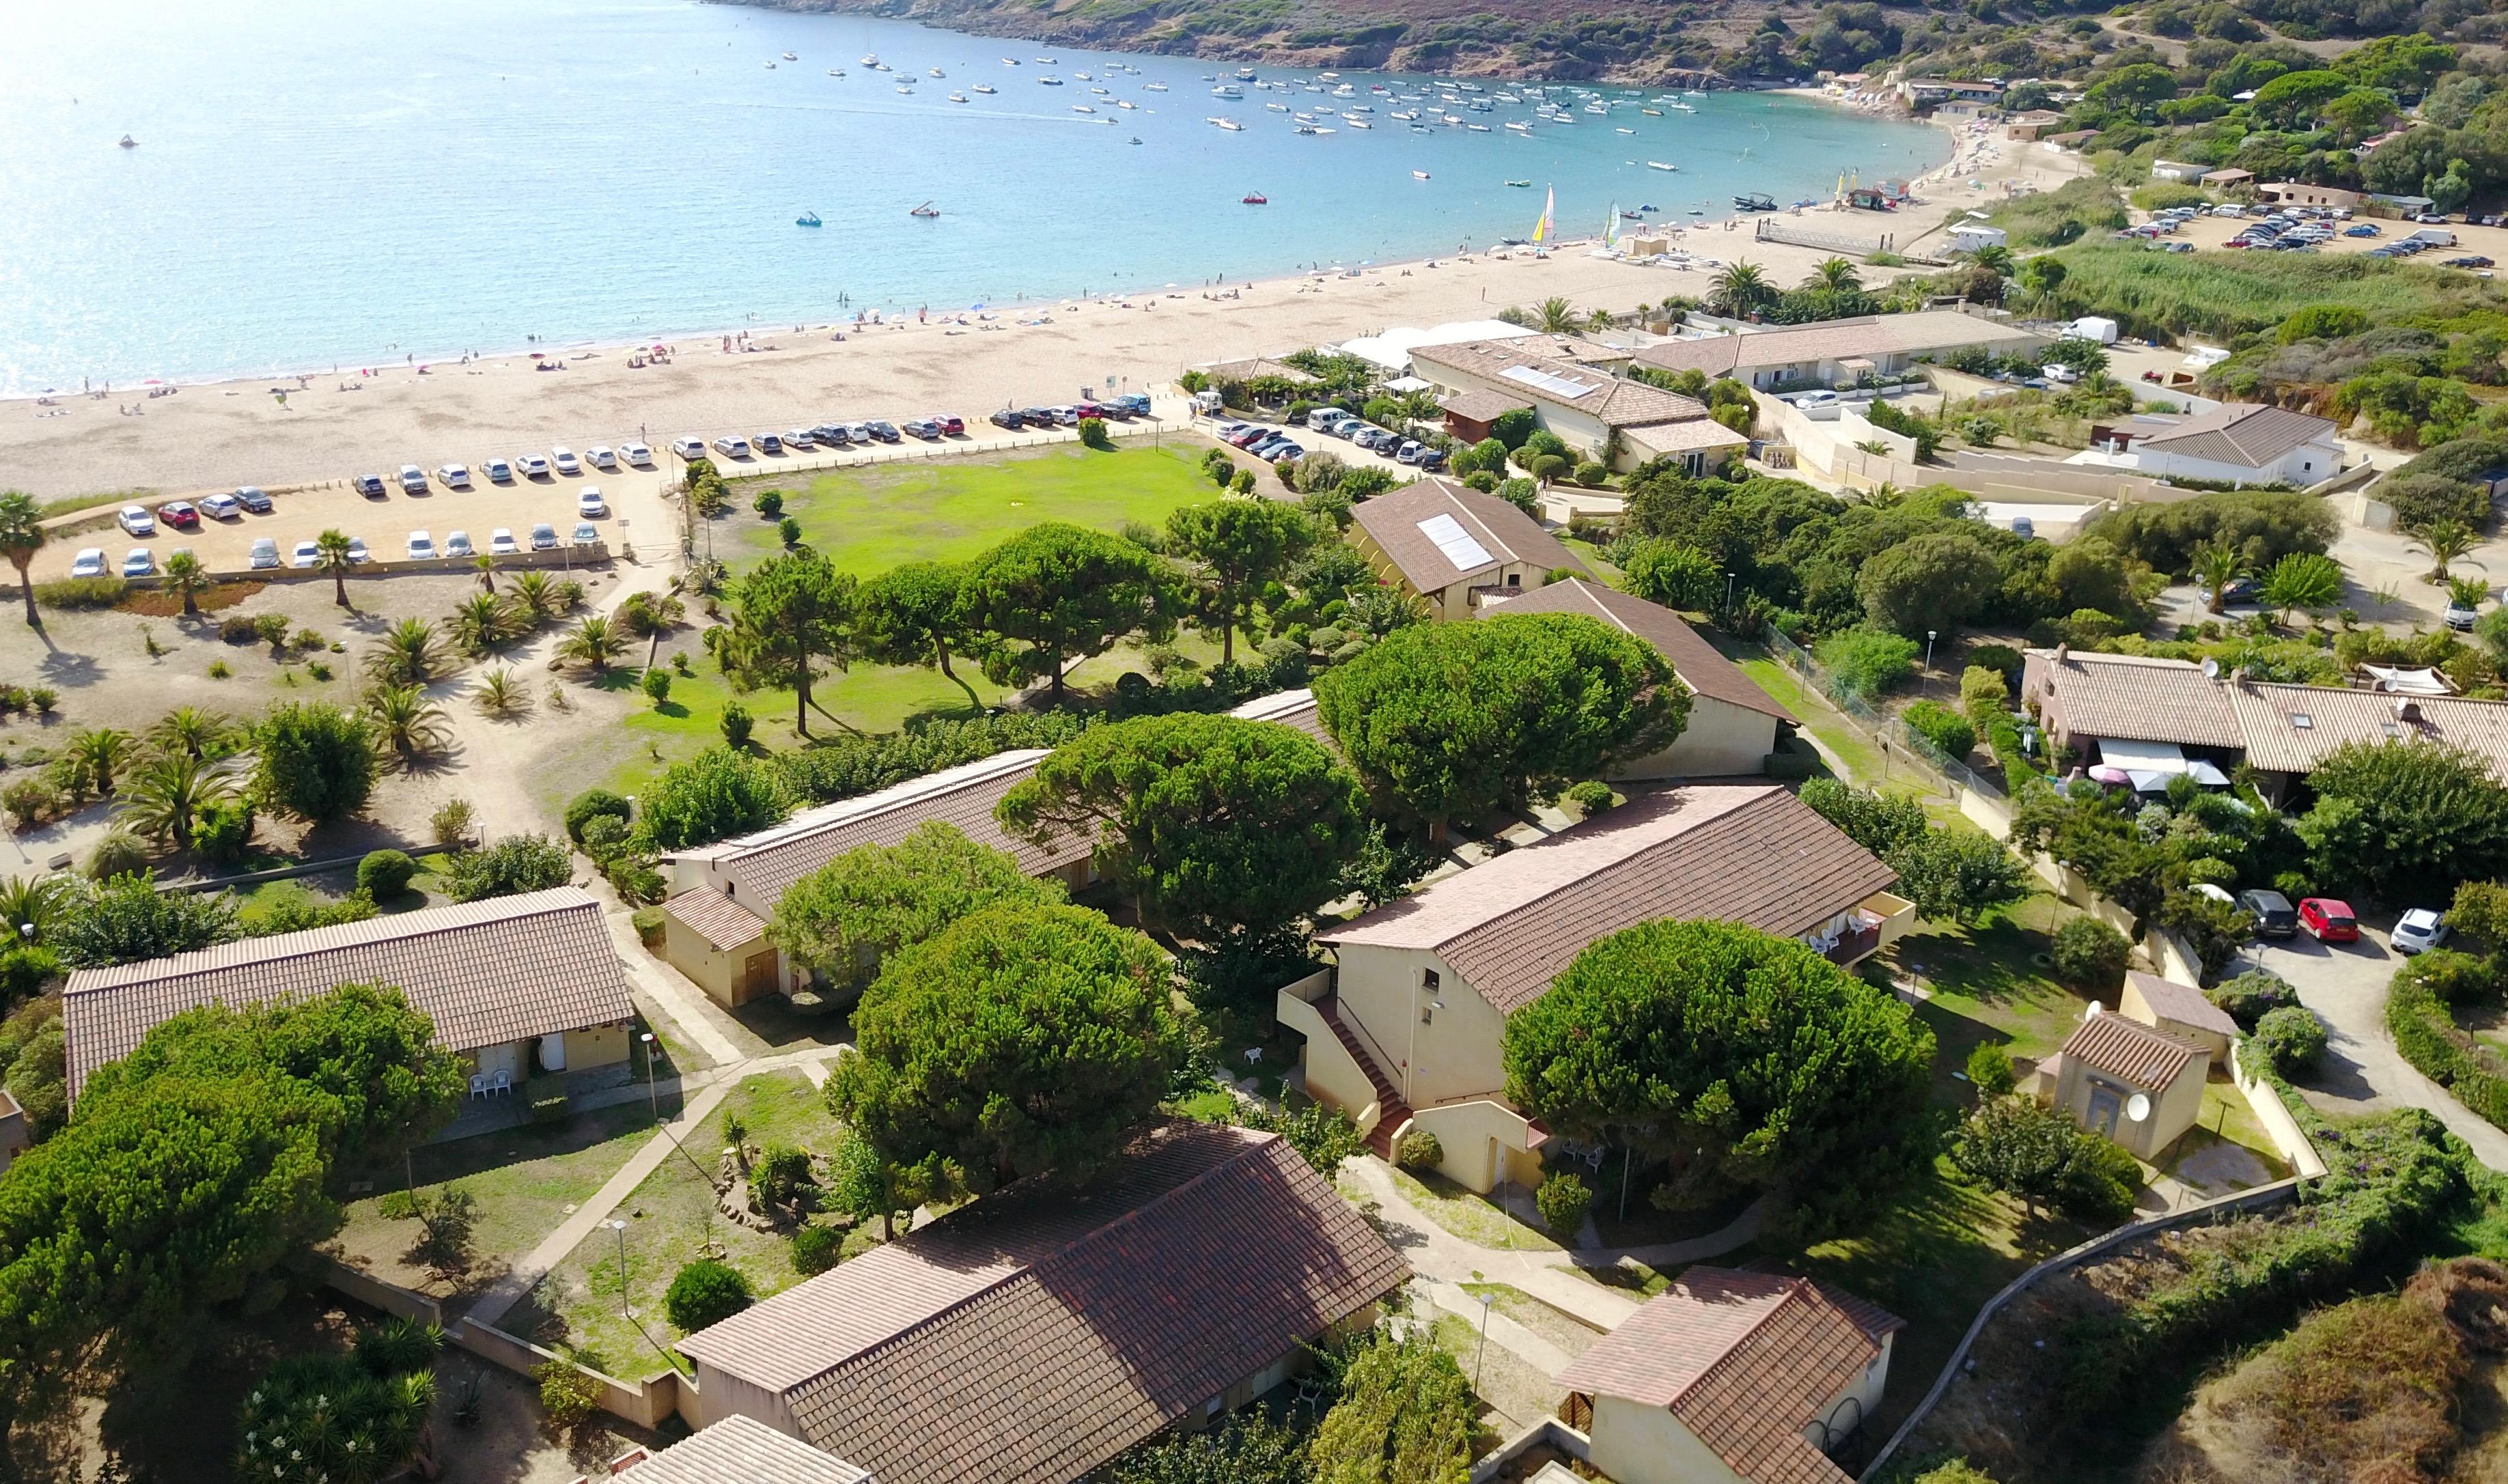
1279, 784, 1912, 1193
1409, 339, 1746, 474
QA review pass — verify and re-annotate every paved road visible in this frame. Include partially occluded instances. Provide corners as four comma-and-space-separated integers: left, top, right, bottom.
2233, 929, 2508, 1171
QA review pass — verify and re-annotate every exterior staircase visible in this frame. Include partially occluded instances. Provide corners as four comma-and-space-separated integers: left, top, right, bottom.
1314, 995, 1412, 1158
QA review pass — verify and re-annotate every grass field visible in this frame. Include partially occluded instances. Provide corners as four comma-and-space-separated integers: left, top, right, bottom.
718, 440, 1221, 576
2047, 242, 2503, 342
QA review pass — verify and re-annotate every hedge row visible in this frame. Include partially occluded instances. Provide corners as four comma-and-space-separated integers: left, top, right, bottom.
2387, 969, 2508, 1130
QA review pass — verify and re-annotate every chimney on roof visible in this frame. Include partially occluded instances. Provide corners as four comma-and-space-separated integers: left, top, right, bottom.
2054, 642, 2070, 664
2397, 698, 2423, 723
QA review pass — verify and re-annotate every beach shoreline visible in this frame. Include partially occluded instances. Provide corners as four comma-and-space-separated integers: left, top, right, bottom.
0, 110, 2066, 505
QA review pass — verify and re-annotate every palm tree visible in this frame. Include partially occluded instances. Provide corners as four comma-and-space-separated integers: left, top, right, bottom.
364, 617, 449, 686
1806, 255, 1862, 293
558, 615, 627, 675
160, 550, 210, 618
2415, 519, 2476, 582
2192, 542, 2246, 615
147, 706, 240, 760
0, 491, 44, 628
2451, 575, 2491, 613
1971, 244, 2016, 277
116, 751, 243, 851
0, 872, 70, 943
510, 571, 559, 627
66, 728, 135, 796
364, 683, 452, 760
314, 528, 357, 607
473, 552, 498, 594
1709, 260, 1776, 317
1583, 307, 1615, 333
449, 594, 517, 657
473, 667, 529, 718
1536, 296, 1578, 333
2260, 552, 2345, 626
619, 591, 686, 668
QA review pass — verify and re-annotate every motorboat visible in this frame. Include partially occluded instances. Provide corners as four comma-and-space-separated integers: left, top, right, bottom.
783, 51, 798, 60
1648, 160, 1677, 171
929, 66, 945, 77
1506, 179, 1531, 186
796, 211, 822, 227
1641, 107, 1662, 115
829, 68, 846, 77
973, 83, 996, 93
1073, 103, 1094, 113
949, 92, 968, 102
119, 135, 137, 148
1144, 81, 1167, 91
861, 53, 878, 66
1412, 169, 1430, 180
1346, 120, 1371, 129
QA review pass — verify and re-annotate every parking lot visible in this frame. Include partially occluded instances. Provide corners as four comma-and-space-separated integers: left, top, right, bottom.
2152, 206, 2508, 271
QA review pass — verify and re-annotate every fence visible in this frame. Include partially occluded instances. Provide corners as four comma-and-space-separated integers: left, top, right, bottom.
705, 416, 1187, 485
1759, 626, 2009, 809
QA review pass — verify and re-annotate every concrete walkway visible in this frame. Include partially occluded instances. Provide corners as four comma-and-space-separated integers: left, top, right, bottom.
600, 906, 749, 1068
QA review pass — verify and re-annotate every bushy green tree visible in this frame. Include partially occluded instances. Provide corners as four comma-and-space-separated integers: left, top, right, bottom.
770, 822, 1065, 998
664, 1258, 755, 1333
1165, 500, 1315, 664
855, 561, 979, 705
1857, 530, 2003, 636
1812, 628, 1920, 701
1503, 920, 1934, 1237
639, 745, 790, 851
998, 714, 1365, 941
958, 523, 1170, 704
827, 904, 1186, 1192
1315, 613, 1686, 832
1620, 539, 1722, 611
1106, 1415, 1312, 1484
2050, 916, 2131, 992
2300, 739, 2508, 899
255, 701, 378, 824
2207, 968, 2298, 1029
51, 873, 241, 968
1536, 1172, 1593, 1233
440, 834, 571, 904
712, 550, 857, 738
1308, 1331, 1475, 1484
1888, 826, 2031, 926
2250, 1005, 2330, 1077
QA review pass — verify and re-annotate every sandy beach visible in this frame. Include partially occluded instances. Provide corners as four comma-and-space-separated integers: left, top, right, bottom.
1, 110, 2077, 505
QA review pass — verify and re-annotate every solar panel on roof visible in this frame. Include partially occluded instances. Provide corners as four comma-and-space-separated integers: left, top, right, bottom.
1500, 363, 1597, 399
1417, 512, 1494, 570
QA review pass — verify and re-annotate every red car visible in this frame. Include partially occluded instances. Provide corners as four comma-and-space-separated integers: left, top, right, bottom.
934, 414, 964, 436
156, 501, 199, 530
2299, 897, 2360, 942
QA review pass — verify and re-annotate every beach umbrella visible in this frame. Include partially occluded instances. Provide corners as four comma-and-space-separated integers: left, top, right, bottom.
2087, 766, 2132, 785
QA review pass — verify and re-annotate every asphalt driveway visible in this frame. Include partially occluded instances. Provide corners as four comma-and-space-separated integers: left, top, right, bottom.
2233, 929, 2508, 1170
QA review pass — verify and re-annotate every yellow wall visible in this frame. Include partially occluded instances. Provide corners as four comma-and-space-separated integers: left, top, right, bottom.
1331, 945, 1511, 1110
1586, 1395, 1748, 1484
1279, 983, 1382, 1131
1613, 697, 1778, 779
1409, 1100, 1546, 1194
569, 1021, 630, 1072
661, 908, 759, 1007
2120, 980, 2231, 1059
2055, 1038, 2209, 1161
1346, 528, 1557, 623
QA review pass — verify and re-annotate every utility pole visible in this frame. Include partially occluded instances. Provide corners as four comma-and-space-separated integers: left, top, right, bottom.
610, 1219, 632, 1319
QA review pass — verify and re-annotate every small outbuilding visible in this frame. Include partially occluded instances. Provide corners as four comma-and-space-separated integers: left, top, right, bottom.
2042, 1009, 2208, 1162
2119, 970, 2239, 1059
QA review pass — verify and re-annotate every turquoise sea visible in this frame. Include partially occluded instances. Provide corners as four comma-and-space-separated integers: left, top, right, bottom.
0, 0, 1945, 393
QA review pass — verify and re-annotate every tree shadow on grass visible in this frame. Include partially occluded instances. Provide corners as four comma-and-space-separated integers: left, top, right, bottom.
1895, 908, 2065, 1011
647, 700, 690, 720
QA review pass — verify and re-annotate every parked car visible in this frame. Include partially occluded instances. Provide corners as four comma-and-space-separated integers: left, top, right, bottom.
406, 531, 437, 561
69, 548, 106, 578
551, 447, 581, 476
786, 429, 820, 451
902, 419, 939, 440
1794, 391, 1842, 410
1417, 447, 1449, 471
991, 408, 1026, 430
346, 537, 370, 563
2345, 223, 2382, 237
120, 548, 154, 578
289, 540, 320, 569
577, 488, 607, 518
711, 436, 752, 458
587, 445, 618, 470
671, 436, 707, 460
444, 531, 475, 559
352, 473, 388, 498
117, 505, 155, 537
2197, 576, 2260, 608
845, 422, 877, 445
936, 414, 966, 436
489, 528, 518, 556
529, 523, 558, 550
1395, 440, 1424, 464
484, 458, 514, 483
2447, 590, 2485, 630
2238, 888, 2298, 938
2393, 908, 2450, 955
156, 501, 199, 530
572, 522, 600, 547
867, 420, 902, 442
811, 424, 851, 446
754, 432, 785, 456
201, 492, 242, 520
1018, 408, 1058, 428
398, 464, 429, 494
620, 442, 654, 466
515, 453, 551, 477
247, 538, 279, 570
2299, 897, 2360, 942
438, 463, 472, 488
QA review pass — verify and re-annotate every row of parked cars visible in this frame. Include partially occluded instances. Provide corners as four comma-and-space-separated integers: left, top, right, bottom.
354, 443, 656, 499
115, 489, 274, 539
670, 398, 1152, 461
2214, 886, 2450, 955
990, 394, 1156, 431
1295, 408, 1451, 468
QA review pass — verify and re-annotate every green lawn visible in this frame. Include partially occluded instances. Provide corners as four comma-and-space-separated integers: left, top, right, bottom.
501, 1070, 852, 1380
716, 441, 1221, 576
1888, 895, 2098, 1100
1459, 1281, 1604, 1359
1384, 1166, 1563, 1252
1736, 655, 1888, 783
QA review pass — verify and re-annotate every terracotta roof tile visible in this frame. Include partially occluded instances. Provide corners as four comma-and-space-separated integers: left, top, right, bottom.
1350, 477, 1584, 595
675, 1123, 1408, 1484
2134, 403, 2335, 471
1318, 786, 1897, 1016
663, 888, 770, 951
61, 886, 632, 1100
2060, 1012, 2203, 1089
1559, 1268, 1899, 1484
1439, 387, 1533, 423
1408, 341, 1706, 429
1622, 418, 1752, 455
2126, 970, 2239, 1040
1630, 311, 2044, 378
624, 1416, 868, 1484
2026, 648, 2244, 750
2225, 682, 2508, 780
1482, 580, 1794, 723
1229, 687, 1328, 742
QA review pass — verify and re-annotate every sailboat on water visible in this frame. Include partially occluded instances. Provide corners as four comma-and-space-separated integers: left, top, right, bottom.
909, 201, 940, 218
1531, 186, 1554, 245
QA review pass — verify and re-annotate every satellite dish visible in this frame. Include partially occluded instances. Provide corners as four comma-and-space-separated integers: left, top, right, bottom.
2126, 1092, 2152, 1123
2201, 657, 2220, 680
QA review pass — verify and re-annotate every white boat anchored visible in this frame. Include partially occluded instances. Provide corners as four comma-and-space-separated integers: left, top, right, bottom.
1647, 160, 1677, 171
973, 83, 995, 93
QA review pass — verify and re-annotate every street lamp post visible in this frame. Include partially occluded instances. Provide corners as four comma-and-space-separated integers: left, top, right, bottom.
1475, 1290, 1496, 1389
640, 1033, 660, 1123
609, 1218, 631, 1319
1925, 629, 1938, 696
1724, 571, 1736, 626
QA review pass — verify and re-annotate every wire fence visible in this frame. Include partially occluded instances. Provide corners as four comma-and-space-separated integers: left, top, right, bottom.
1760, 625, 2006, 803
706, 417, 1187, 482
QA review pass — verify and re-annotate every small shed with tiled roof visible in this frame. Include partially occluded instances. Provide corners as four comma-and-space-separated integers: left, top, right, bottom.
1558, 1265, 1902, 1484
2119, 969, 2239, 1058
2045, 1008, 2209, 1160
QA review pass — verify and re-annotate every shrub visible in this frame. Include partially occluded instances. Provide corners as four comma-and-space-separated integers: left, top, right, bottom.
531, 1360, 601, 1431
357, 848, 417, 899
87, 830, 149, 880
1903, 700, 1977, 761
1564, 781, 1615, 817
441, 833, 571, 903
1960, 664, 2010, 727
2251, 1005, 2330, 1077
2208, 968, 2298, 1029
193, 801, 254, 864
720, 700, 755, 749
34, 576, 128, 610
565, 787, 632, 843
2399, 947, 2496, 1005
1572, 460, 1610, 487
641, 669, 671, 706
2050, 917, 2131, 993
431, 798, 475, 848
1966, 1040, 2016, 1096
1395, 1128, 1445, 1170
1813, 626, 1920, 702
777, 516, 803, 548
1078, 416, 1113, 451
218, 615, 259, 644
1968, 643, 2025, 688
753, 490, 784, 519
2060, 1134, 2143, 1223
1535, 1171, 1593, 1233
664, 1258, 755, 1332
790, 1223, 840, 1276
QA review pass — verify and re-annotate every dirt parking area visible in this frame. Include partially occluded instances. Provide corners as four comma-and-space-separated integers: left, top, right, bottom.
2162, 210, 2507, 270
